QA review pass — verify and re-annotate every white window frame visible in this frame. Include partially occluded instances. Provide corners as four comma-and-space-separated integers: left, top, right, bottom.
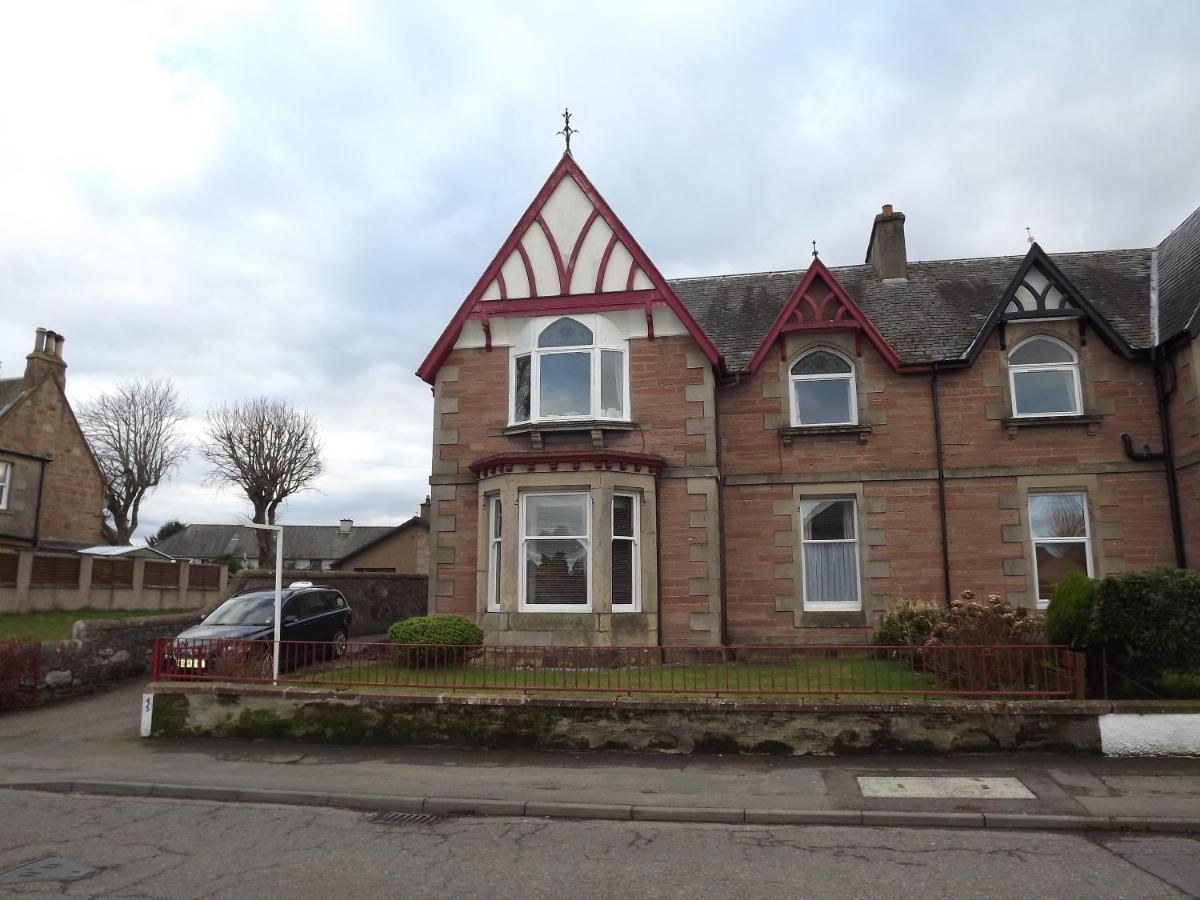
0, 461, 10, 510
800, 498, 862, 612
519, 491, 592, 613
1029, 491, 1093, 609
487, 495, 502, 612
611, 492, 640, 613
789, 348, 858, 427
1008, 335, 1083, 418
509, 315, 631, 425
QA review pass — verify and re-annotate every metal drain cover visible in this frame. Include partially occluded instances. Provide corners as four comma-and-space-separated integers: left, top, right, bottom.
370, 812, 437, 826
0, 857, 97, 884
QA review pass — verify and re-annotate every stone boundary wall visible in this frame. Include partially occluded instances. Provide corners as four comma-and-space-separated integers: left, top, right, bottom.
227, 571, 427, 636
35, 613, 198, 705
0, 549, 225, 614
147, 684, 1125, 754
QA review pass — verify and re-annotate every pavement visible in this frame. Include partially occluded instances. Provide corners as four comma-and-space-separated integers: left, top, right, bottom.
3, 679, 1200, 833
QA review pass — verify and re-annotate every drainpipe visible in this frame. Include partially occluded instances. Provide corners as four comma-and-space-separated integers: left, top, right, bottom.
930, 365, 953, 604
1153, 348, 1186, 568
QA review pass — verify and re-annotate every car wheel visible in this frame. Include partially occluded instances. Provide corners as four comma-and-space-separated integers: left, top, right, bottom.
332, 629, 348, 659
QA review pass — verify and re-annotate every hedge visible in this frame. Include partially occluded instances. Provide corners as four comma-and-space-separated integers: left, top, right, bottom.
1087, 568, 1200, 694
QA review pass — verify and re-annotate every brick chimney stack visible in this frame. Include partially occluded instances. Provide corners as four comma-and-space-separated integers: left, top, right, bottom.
865, 204, 908, 281
419, 496, 431, 522
24, 327, 67, 390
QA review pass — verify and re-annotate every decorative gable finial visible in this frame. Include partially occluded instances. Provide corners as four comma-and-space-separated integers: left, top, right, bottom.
811, 240, 819, 259
1026, 226, 1036, 246
557, 107, 578, 156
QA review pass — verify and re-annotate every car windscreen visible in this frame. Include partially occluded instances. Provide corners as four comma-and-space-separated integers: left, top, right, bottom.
204, 594, 278, 626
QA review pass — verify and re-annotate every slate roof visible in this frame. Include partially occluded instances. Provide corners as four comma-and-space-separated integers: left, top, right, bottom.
153, 524, 398, 562
0, 378, 25, 418
1158, 206, 1200, 341
669, 248, 1158, 371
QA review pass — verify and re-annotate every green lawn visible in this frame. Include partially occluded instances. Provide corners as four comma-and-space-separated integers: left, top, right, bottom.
305, 655, 943, 698
0, 609, 192, 642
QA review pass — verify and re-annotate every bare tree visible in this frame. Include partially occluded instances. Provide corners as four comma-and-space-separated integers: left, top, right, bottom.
201, 397, 325, 562
80, 379, 189, 545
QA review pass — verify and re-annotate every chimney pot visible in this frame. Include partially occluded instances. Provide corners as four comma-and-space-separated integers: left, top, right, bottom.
34, 327, 46, 353
882, 204, 893, 214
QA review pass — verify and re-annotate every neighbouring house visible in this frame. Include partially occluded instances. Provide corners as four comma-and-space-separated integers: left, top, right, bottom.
332, 501, 430, 573
0, 328, 106, 552
155, 516, 427, 573
418, 151, 1200, 648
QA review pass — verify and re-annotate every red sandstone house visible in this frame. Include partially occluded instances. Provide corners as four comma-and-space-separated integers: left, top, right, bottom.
418, 153, 1200, 648
0, 328, 105, 552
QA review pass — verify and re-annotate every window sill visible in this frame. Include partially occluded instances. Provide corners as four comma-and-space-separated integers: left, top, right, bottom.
504, 419, 639, 450
1001, 413, 1103, 439
779, 424, 872, 446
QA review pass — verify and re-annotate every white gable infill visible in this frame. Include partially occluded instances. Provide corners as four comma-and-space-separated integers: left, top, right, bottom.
417, 154, 720, 383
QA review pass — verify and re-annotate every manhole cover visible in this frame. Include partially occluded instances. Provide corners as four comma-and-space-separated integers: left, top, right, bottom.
857, 776, 1035, 800
370, 812, 438, 826
0, 857, 97, 884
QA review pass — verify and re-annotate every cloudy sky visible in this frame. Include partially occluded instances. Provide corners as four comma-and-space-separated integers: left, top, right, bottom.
2, 0, 1198, 541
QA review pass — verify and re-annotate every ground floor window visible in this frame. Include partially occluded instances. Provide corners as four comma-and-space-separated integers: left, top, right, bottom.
487, 496, 502, 612
800, 498, 861, 610
521, 492, 591, 611
611, 493, 639, 611
1029, 492, 1092, 607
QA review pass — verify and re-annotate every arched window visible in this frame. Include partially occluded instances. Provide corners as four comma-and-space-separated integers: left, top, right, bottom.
511, 316, 628, 423
1008, 336, 1081, 417
789, 349, 857, 426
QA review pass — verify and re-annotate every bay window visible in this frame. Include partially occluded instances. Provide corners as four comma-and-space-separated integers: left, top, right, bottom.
520, 492, 591, 611
800, 498, 861, 610
511, 315, 629, 424
1029, 492, 1092, 607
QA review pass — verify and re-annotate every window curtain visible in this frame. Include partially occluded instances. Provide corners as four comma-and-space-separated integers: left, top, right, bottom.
803, 543, 857, 604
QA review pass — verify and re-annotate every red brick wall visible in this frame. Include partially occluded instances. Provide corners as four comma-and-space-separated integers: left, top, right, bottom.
1168, 339, 1200, 566
0, 377, 104, 548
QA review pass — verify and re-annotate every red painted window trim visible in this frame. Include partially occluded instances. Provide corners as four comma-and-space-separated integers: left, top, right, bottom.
469, 449, 665, 479
745, 258, 906, 373
416, 154, 721, 384
467, 289, 661, 319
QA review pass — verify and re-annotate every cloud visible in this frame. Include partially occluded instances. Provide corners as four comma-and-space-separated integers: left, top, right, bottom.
2, 0, 1198, 539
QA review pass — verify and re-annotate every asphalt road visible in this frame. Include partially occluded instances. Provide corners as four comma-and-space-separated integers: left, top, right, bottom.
1, 790, 1198, 899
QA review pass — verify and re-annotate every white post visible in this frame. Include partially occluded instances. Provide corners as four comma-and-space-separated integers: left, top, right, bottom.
247, 523, 284, 685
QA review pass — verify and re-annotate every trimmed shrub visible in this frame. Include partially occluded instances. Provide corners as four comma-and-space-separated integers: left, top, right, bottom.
1045, 571, 1096, 649
874, 596, 944, 647
388, 614, 483, 667
1087, 568, 1200, 696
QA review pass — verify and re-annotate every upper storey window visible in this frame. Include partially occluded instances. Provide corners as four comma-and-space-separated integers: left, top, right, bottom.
511, 315, 629, 424
789, 349, 857, 426
1008, 336, 1081, 418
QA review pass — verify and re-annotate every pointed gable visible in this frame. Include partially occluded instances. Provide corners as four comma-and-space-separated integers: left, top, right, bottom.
417, 154, 719, 383
745, 258, 905, 373
965, 243, 1135, 362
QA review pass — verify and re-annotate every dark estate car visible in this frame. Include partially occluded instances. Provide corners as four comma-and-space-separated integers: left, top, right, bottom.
164, 583, 353, 677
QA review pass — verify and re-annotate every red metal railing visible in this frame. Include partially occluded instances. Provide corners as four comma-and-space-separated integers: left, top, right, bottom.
0, 639, 41, 710
151, 638, 1081, 698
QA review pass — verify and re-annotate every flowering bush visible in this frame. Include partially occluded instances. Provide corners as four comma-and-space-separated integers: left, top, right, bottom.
922, 591, 1048, 692
926, 590, 1045, 647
